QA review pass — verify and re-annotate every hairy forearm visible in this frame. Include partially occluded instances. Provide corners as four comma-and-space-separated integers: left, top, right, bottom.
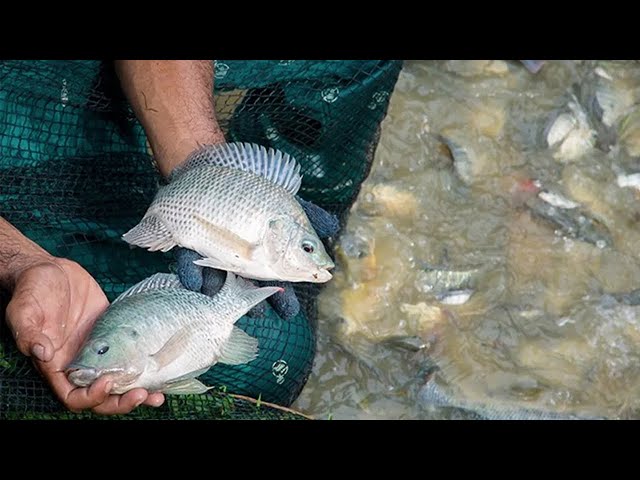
114, 60, 226, 178
0, 217, 54, 291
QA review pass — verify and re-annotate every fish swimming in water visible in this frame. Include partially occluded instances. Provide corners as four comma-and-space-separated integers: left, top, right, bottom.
525, 192, 612, 248
416, 262, 481, 306
544, 95, 597, 162
67, 272, 281, 395
122, 142, 335, 283
417, 377, 605, 420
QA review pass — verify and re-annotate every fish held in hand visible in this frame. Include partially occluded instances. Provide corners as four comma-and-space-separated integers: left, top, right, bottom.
122, 143, 335, 283
66, 272, 280, 395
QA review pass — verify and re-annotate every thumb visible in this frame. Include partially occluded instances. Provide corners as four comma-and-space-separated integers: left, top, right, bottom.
262, 281, 301, 321
296, 196, 339, 239
5, 295, 55, 362
175, 248, 204, 292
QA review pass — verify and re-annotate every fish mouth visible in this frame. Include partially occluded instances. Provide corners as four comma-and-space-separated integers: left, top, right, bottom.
66, 363, 133, 389
66, 363, 100, 387
312, 268, 333, 283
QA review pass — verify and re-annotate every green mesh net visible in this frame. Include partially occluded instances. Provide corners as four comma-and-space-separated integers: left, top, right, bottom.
0, 60, 402, 420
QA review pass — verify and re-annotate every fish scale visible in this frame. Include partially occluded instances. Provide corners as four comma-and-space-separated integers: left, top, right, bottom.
156, 166, 304, 246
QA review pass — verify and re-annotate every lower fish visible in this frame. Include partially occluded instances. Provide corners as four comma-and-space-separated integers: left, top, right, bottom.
67, 272, 280, 395
417, 378, 605, 420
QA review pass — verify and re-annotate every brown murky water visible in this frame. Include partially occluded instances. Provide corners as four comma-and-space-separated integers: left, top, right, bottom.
292, 60, 640, 420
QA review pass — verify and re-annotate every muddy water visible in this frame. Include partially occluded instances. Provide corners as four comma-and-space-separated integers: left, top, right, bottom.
292, 60, 640, 420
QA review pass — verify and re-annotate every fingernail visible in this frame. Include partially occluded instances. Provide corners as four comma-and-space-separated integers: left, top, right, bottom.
104, 381, 113, 394
31, 344, 46, 361
134, 399, 144, 408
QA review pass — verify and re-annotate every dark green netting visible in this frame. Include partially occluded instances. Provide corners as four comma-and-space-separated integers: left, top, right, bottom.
0, 60, 402, 419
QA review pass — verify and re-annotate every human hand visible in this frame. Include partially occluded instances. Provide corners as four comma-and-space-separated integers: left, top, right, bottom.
175, 196, 340, 320
4, 257, 165, 415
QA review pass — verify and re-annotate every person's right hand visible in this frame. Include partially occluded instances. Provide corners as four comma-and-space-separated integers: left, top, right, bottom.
4, 256, 165, 415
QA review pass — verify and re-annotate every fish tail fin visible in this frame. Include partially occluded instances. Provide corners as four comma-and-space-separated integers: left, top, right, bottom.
219, 272, 282, 316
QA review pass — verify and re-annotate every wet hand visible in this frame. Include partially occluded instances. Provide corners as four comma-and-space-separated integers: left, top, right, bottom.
175, 197, 339, 320
4, 257, 165, 415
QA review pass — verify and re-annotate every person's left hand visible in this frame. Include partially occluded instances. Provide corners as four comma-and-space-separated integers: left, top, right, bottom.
5, 257, 166, 415
175, 195, 340, 320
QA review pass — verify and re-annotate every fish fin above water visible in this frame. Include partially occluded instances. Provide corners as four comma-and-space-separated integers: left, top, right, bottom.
112, 273, 185, 304
218, 272, 283, 315
162, 378, 213, 395
192, 214, 256, 261
122, 214, 176, 252
170, 142, 303, 195
218, 326, 259, 365
151, 326, 193, 370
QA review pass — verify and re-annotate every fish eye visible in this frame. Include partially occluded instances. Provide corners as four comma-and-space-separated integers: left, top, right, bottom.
302, 241, 315, 254
97, 346, 110, 355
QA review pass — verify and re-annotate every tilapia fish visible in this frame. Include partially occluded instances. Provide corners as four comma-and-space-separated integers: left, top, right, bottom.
67, 272, 280, 395
122, 142, 335, 283
418, 379, 605, 420
525, 192, 612, 248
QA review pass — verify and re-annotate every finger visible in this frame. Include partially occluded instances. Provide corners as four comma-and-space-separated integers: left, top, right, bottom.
262, 281, 301, 321
50, 373, 113, 412
296, 196, 340, 239
175, 248, 204, 291
92, 389, 150, 416
143, 392, 165, 408
201, 268, 226, 297
5, 299, 55, 362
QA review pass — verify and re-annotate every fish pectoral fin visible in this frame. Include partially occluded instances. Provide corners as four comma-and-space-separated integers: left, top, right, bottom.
192, 214, 256, 261
218, 326, 259, 365
162, 378, 213, 395
151, 326, 193, 370
122, 214, 176, 252
193, 256, 236, 271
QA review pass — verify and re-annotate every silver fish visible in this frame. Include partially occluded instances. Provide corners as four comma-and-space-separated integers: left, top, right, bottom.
544, 95, 596, 162
525, 196, 612, 248
67, 272, 280, 395
417, 379, 605, 420
122, 143, 335, 283
417, 265, 480, 295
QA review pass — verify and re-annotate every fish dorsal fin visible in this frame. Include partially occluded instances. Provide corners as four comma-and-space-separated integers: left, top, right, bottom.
169, 142, 303, 195
112, 273, 185, 304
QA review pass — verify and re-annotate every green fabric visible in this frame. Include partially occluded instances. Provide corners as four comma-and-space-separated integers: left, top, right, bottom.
0, 60, 402, 419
